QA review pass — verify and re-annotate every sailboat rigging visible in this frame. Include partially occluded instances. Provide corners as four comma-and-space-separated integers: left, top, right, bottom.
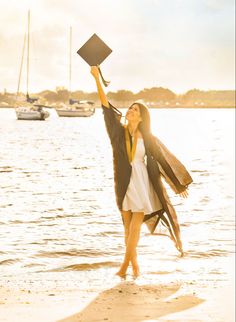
15, 10, 50, 121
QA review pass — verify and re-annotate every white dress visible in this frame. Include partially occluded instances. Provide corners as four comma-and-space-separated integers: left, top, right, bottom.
122, 138, 163, 214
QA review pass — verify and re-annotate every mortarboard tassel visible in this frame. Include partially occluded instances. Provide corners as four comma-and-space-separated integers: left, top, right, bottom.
97, 65, 110, 87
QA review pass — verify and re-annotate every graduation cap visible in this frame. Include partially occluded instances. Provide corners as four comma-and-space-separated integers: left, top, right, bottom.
77, 33, 112, 87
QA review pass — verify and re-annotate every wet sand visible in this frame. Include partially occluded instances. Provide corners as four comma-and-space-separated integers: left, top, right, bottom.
0, 259, 234, 322
0, 281, 234, 322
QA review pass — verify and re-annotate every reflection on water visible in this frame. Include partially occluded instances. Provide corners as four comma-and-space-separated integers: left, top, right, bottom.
0, 108, 234, 286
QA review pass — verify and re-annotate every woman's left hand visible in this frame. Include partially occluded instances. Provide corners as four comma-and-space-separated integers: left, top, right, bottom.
179, 189, 189, 198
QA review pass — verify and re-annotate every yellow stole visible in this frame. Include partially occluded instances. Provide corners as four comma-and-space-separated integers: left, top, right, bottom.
125, 126, 138, 163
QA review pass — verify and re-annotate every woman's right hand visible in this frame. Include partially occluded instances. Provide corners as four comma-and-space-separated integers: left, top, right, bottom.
90, 66, 100, 79
179, 189, 189, 198
90, 65, 109, 107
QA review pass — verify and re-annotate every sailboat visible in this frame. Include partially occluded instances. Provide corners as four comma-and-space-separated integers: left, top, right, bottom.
55, 27, 95, 117
15, 10, 50, 121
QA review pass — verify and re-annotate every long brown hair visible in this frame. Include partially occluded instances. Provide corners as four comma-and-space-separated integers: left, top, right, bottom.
129, 102, 152, 136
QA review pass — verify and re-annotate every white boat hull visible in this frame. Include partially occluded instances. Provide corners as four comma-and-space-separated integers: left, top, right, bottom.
15, 108, 50, 120
55, 108, 95, 117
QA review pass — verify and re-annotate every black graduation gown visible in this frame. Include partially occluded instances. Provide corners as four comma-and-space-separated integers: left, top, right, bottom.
102, 103, 193, 255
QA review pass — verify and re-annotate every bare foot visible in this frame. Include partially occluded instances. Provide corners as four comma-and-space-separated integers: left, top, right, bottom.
115, 270, 127, 279
132, 265, 140, 278
115, 263, 128, 278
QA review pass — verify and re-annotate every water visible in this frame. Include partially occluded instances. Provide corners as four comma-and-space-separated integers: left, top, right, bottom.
0, 107, 235, 289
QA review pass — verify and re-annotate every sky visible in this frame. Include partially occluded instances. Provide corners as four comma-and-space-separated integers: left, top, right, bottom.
0, 0, 235, 94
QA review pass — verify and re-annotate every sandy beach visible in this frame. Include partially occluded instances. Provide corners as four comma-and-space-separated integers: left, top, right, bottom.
0, 262, 234, 322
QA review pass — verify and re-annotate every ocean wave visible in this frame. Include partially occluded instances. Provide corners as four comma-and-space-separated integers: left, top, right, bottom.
35, 249, 107, 258
0, 203, 13, 208
0, 166, 13, 173
0, 258, 20, 265
40, 213, 78, 220
184, 249, 229, 258
51, 261, 117, 272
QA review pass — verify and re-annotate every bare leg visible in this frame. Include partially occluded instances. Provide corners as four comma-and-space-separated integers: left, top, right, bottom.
131, 249, 139, 277
122, 210, 132, 246
116, 212, 144, 277
116, 210, 132, 277
129, 212, 144, 277
122, 212, 139, 274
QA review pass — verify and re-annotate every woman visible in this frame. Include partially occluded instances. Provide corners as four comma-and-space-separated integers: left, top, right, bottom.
90, 66, 192, 278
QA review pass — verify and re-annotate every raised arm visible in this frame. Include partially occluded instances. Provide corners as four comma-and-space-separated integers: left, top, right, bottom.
90, 66, 109, 108
90, 66, 123, 144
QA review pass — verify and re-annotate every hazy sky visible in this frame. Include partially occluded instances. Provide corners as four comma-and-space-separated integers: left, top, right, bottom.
0, 0, 235, 94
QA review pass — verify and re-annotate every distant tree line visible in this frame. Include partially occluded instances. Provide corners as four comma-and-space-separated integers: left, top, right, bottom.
0, 87, 235, 107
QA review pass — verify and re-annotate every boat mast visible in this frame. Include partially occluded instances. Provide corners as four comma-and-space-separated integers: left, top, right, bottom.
16, 32, 26, 96
26, 10, 30, 98
69, 26, 72, 98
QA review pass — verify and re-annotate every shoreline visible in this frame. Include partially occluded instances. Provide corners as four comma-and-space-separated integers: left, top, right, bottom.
0, 106, 235, 109
0, 268, 234, 322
